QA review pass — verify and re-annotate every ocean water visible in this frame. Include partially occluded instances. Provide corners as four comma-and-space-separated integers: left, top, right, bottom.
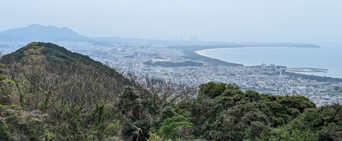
200, 43, 342, 78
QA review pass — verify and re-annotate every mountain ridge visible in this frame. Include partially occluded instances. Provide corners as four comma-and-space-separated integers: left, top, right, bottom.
0, 24, 89, 42
0, 24, 152, 42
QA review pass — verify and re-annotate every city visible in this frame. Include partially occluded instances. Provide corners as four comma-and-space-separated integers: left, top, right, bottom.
2, 41, 339, 107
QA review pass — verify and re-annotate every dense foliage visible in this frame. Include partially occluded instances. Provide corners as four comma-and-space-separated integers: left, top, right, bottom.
0, 42, 342, 140
261, 94, 316, 127
188, 82, 274, 140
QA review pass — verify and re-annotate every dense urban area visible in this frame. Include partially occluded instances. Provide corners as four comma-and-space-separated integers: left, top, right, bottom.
1, 41, 342, 107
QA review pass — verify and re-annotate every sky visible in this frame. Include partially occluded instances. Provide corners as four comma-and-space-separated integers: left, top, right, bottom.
0, 0, 341, 42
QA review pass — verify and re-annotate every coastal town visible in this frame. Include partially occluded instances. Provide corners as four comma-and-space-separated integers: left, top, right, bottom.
1, 41, 342, 107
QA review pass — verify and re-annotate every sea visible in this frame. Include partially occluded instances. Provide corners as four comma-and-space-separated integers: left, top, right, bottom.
198, 43, 342, 79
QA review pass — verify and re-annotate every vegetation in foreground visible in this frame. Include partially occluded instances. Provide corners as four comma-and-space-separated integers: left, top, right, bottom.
0, 42, 341, 141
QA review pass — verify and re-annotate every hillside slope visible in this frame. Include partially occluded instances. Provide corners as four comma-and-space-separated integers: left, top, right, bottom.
0, 42, 196, 140
2, 42, 131, 85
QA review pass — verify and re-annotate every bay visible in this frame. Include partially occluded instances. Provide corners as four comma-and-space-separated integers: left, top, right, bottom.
200, 43, 342, 78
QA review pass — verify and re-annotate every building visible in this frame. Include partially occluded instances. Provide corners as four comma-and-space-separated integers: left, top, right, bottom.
261, 63, 266, 70
270, 64, 276, 71
128, 62, 135, 70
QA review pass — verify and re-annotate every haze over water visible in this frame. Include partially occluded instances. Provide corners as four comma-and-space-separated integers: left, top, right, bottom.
200, 43, 342, 78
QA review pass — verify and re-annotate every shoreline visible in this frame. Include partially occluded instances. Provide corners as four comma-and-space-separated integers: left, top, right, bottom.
193, 47, 342, 81
168, 44, 342, 81
194, 48, 244, 66
169, 45, 245, 66
169, 44, 321, 67
194, 46, 300, 67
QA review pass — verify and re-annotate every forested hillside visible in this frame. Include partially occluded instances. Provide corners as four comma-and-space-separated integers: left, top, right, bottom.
0, 42, 341, 141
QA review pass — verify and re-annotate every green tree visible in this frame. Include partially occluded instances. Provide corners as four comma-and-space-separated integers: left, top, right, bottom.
158, 115, 192, 140
0, 119, 9, 141
261, 94, 316, 127
119, 86, 152, 141
0, 62, 13, 105
286, 103, 342, 140
189, 82, 275, 140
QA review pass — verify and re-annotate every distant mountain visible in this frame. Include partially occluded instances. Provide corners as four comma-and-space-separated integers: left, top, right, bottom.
0, 24, 90, 42
0, 24, 154, 43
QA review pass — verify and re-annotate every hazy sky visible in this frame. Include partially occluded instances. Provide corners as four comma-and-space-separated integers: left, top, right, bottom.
1, 0, 341, 42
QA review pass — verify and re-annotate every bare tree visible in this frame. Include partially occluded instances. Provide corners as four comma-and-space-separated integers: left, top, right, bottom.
125, 71, 197, 117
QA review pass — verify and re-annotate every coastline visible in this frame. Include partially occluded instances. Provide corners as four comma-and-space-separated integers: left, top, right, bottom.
168, 44, 321, 67
168, 45, 244, 66
194, 48, 245, 66
193, 47, 342, 82
195, 46, 319, 56
194, 46, 301, 66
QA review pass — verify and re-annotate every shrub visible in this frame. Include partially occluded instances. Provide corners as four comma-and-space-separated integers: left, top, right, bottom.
158, 115, 193, 140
